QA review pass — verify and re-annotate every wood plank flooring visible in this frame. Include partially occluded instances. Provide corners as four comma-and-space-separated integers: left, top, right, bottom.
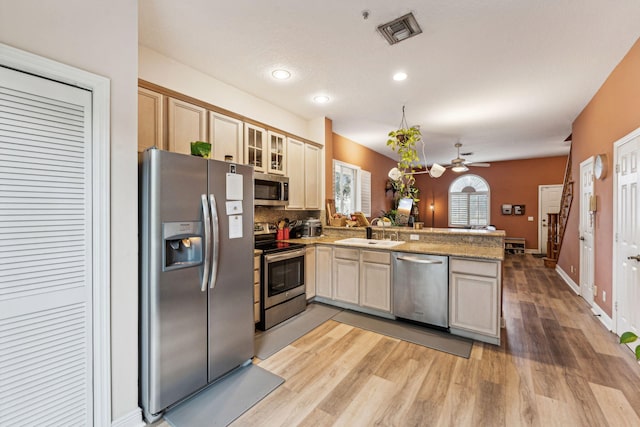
231, 254, 640, 427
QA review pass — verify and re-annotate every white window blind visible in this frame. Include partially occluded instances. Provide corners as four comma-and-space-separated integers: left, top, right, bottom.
449, 175, 490, 227
360, 170, 371, 217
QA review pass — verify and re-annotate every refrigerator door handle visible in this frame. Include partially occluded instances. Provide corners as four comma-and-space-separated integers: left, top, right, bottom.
201, 194, 212, 292
208, 194, 220, 289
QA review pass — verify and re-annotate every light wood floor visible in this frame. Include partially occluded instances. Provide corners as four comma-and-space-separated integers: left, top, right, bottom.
231, 254, 640, 427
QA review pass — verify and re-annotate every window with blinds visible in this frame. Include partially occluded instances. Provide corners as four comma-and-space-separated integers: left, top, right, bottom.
333, 160, 371, 216
449, 175, 490, 227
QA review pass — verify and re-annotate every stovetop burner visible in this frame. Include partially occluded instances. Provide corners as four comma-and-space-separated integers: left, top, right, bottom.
254, 221, 304, 254
255, 240, 305, 254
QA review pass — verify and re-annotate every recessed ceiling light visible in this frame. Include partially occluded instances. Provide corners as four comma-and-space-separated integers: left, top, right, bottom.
272, 69, 291, 80
313, 95, 330, 104
393, 72, 407, 81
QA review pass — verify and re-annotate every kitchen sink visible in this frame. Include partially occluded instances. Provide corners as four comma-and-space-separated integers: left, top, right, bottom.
333, 237, 405, 248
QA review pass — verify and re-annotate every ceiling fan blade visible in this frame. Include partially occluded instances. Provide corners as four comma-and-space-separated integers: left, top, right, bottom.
468, 162, 491, 167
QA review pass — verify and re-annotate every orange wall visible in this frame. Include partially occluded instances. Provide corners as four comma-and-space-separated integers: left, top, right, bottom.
331, 133, 398, 217
558, 37, 640, 317
414, 156, 567, 249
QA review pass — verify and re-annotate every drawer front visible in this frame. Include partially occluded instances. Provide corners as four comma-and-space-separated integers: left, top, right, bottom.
254, 283, 260, 301
450, 258, 498, 277
362, 250, 390, 265
254, 255, 260, 269
334, 247, 360, 260
254, 269, 260, 284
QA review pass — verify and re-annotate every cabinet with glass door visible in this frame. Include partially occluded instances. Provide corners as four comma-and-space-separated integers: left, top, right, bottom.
245, 123, 266, 172
267, 130, 285, 175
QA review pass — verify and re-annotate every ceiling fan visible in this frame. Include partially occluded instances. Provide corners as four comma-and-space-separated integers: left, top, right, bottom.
446, 142, 491, 172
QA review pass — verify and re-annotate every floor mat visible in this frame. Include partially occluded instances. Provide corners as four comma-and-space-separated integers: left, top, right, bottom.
254, 303, 343, 360
163, 364, 283, 427
332, 310, 473, 358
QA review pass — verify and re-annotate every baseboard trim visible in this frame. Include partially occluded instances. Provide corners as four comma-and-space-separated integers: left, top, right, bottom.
555, 265, 579, 294
112, 407, 145, 427
591, 304, 613, 331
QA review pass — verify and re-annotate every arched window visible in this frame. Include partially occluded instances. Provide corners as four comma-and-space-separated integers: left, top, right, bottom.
448, 174, 490, 227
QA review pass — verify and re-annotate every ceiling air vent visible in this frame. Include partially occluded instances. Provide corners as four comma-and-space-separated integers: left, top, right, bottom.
377, 12, 422, 45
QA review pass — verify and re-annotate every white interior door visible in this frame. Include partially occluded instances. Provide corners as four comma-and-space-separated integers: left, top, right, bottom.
0, 66, 93, 425
615, 131, 640, 339
538, 184, 563, 254
579, 158, 595, 306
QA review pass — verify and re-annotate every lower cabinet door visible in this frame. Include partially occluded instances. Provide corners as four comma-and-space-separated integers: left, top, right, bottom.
360, 261, 391, 312
333, 258, 359, 304
315, 246, 333, 298
450, 272, 499, 337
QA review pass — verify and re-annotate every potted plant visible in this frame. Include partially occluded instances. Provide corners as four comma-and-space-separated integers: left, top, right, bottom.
620, 332, 640, 360
387, 124, 421, 204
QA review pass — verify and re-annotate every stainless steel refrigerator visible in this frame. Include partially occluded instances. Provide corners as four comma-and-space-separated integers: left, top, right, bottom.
140, 148, 254, 422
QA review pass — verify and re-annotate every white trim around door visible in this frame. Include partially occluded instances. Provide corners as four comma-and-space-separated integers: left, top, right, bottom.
579, 157, 595, 307
538, 184, 563, 254
613, 126, 640, 338
0, 43, 111, 426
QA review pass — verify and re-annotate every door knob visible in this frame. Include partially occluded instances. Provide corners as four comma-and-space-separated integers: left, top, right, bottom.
628, 255, 640, 262
579, 236, 585, 241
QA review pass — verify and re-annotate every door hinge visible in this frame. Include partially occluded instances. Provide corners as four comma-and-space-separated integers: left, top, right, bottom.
615, 301, 618, 311
615, 164, 620, 173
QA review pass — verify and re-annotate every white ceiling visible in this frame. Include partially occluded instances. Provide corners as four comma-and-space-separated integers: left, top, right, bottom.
139, 1, 640, 166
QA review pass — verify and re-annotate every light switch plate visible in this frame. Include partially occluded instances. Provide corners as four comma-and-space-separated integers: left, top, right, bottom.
528, 216, 534, 221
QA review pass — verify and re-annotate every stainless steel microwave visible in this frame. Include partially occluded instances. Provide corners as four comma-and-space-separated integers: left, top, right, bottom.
254, 172, 289, 206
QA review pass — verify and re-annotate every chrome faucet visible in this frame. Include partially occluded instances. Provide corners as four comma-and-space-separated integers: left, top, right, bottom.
390, 230, 399, 241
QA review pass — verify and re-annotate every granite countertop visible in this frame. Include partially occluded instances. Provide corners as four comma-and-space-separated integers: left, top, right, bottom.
323, 225, 506, 238
285, 235, 504, 261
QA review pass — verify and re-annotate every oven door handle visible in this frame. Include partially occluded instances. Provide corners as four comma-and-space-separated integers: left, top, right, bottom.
200, 194, 211, 292
264, 248, 306, 263
209, 194, 220, 290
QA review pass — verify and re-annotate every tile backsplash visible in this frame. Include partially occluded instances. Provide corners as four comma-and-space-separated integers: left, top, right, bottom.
254, 207, 323, 225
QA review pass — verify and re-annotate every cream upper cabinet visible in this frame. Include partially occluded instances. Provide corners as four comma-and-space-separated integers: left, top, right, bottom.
267, 131, 286, 175
305, 246, 316, 299
167, 97, 207, 155
245, 123, 266, 172
332, 248, 360, 305
315, 246, 333, 298
304, 144, 321, 209
360, 250, 391, 312
138, 87, 164, 152
209, 112, 243, 163
286, 137, 322, 210
449, 257, 501, 344
286, 137, 305, 209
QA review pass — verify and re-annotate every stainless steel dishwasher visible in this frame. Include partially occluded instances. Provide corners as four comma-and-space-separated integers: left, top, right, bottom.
392, 252, 449, 328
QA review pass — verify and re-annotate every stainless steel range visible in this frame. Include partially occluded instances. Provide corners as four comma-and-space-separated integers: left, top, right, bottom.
254, 222, 306, 330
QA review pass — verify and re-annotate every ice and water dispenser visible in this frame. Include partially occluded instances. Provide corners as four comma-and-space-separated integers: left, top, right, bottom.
163, 221, 203, 271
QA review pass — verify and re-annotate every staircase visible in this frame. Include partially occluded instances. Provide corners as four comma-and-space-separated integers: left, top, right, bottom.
544, 143, 573, 268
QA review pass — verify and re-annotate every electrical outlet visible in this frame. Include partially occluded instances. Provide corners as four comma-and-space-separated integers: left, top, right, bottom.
528, 216, 534, 222
570, 265, 574, 273
603, 291, 606, 302
593, 285, 597, 297
410, 234, 419, 241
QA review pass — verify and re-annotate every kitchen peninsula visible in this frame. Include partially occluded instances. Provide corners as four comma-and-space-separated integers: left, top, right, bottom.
289, 226, 505, 345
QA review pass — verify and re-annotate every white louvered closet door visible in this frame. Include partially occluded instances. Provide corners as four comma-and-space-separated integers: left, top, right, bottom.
0, 66, 93, 426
